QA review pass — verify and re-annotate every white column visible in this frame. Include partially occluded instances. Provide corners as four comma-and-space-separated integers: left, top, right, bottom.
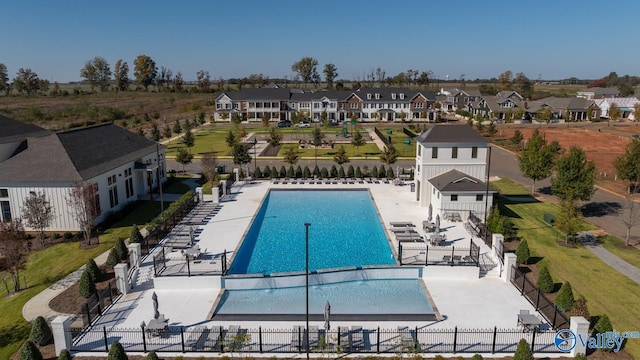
52, 316, 72, 356
570, 316, 590, 356
502, 253, 516, 282
114, 263, 130, 295
128, 243, 141, 267
492, 234, 504, 257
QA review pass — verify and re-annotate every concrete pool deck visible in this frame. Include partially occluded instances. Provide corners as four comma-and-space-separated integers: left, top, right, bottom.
88, 180, 544, 333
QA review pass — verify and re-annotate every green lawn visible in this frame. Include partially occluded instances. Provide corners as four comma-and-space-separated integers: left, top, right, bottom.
278, 143, 382, 158
377, 127, 417, 157
163, 176, 192, 194
599, 235, 640, 269
492, 178, 640, 358
0, 201, 165, 359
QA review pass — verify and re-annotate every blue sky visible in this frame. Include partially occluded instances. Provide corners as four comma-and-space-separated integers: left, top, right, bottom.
2, 0, 638, 83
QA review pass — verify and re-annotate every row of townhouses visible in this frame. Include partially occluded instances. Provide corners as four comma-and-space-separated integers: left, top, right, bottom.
215, 85, 639, 123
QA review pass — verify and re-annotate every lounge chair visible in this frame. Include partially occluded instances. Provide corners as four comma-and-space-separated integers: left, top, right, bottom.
184, 326, 207, 350
223, 325, 241, 351
308, 325, 319, 349
390, 222, 415, 227
204, 326, 223, 351
398, 326, 416, 350
350, 326, 364, 350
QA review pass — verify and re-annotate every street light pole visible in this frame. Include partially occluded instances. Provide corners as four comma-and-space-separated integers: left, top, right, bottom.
304, 222, 311, 360
253, 138, 258, 177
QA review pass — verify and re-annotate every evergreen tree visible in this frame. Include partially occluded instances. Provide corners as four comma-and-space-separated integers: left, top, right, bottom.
85, 259, 102, 283
347, 165, 355, 178
595, 314, 614, 352
330, 165, 338, 178
333, 145, 349, 165
255, 166, 263, 178
279, 166, 287, 178
513, 338, 533, 360
181, 128, 195, 148
555, 282, 575, 312
303, 166, 311, 179
145, 351, 160, 360
57, 349, 72, 360
19, 340, 43, 360
338, 166, 345, 178
287, 165, 295, 178
114, 238, 128, 261
355, 166, 362, 178
313, 165, 321, 177
79, 270, 96, 298
379, 165, 387, 178
371, 166, 379, 178
536, 266, 554, 293
107, 341, 129, 360
295, 165, 303, 178
388, 166, 395, 179
29, 316, 53, 346
162, 123, 172, 139
471, 355, 483, 360
262, 166, 271, 178
172, 120, 182, 135
129, 225, 143, 244
511, 129, 523, 148
150, 123, 160, 142
516, 239, 530, 265
106, 248, 119, 268
271, 166, 278, 179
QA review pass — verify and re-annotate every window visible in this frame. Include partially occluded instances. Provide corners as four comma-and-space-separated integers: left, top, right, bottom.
1, 201, 11, 221
432, 147, 438, 159
0, 189, 7, 197
391, 93, 396, 99
472, 146, 478, 158
350, 102, 358, 109
400, 93, 405, 99
452, 147, 458, 159
451, 194, 458, 201
375, 93, 380, 99
216, 103, 222, 109
476, 194, 484, 201
125, 168, 134, 199
415, 102, 423, 109
367, 93, 372, 99
417, 145, 421, 156
313, 103, 319, 108
109, 185, 119, 208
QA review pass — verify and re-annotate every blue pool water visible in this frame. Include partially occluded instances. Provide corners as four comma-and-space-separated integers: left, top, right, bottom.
228, 189, 395, 275
215, 279, 434, 317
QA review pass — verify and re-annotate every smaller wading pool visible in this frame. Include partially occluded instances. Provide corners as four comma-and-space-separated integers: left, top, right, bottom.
213, 279, 437, 321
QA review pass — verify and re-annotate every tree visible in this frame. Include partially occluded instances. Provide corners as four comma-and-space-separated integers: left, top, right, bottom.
323, 63, 338, 89
86, 259, 102, 283
571, 295, 590, 320
291, 57, 319, 85
618, 83, 635, 97
555, 200, 581, 244
497, 70, 513, 90
515, 239, 530, 265
21, 191, 54, 247
333, 145, 349, 165
113, 59, 130, 91
231, 143, 251, 166
19, 340, 43, 360
106, 248, 119, 268
145, 351, 159, 360
594, 314, 613, 339
351, 129, 365, 154
311, 126, 325, 166
513, 72, 534, 99
79, 269, 96, 298
133, 54, 157, 90
511, 129, 523, 148
550, 146, 595, 202
81, 56, 111, 92
622, 196, 640, 246
67, 182, 100, 244
267, 127, 282, 147
176, 147, 193, 172
555, 282, 574, 312
156, 66, 172, 91
114, 238, 128, 261
371, 166, 378, 178
201, 151, 219, 184
0, 63, 9, 95
129, 224, 143, 244
172, 120, 182, 135
518, 129, 557, 194
614, 139, 640, 194
226, 130, 238, 148
283, 146, 300, 165
380, 145, 398, 166
149, 123, 160, 142
13, 68, 40, 95
58, 349, 72, 360
173, 71, 184, 91
29, 316, 53, 346
162, 123, 172, 139
182, 128, 195, 149
196, 70, 211, 92
513, 338, 533, 360
608, 103, 621, 123
107, 341, 129, 360
261, 113, 271, 127
536, 266, 554, 293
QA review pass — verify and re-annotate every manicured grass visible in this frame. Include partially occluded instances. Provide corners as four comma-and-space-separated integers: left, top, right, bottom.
165, 128, 232, 156
278, 143, 382, 158
491, 178, 531, 196
163, 176, 192, 194
493, 179, 640, 357
0, 201, 165, 358
377, 127, 416, 157
599, 235, 640, 269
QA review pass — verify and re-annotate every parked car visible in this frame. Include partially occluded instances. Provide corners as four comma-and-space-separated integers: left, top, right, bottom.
277, 120, 291, 128
296, 122, 310, 128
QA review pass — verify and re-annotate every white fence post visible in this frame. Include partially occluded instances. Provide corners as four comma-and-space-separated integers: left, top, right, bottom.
52, 316, 72, 355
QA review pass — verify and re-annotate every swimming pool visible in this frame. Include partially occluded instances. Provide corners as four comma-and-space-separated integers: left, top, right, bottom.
228, 189, 395, 275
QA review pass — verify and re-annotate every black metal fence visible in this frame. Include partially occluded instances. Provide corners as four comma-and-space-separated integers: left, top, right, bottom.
374, 127, 391, 145
398, 244, 480, 267
76, 280, 119, 329
152, 246, 229, 277
142, 192, 199, 257
510, 266, 570, 330
70, 325, 561, 354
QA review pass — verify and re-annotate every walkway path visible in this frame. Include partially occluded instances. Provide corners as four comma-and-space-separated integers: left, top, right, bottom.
583, 240, 640, 284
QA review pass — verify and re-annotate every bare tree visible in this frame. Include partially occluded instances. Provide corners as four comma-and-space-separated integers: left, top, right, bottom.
0, 220, 29, 291
67, 182, 100, 244
201, 151, 219, 184
623, 197, 640, 246
21, 192, 54, 247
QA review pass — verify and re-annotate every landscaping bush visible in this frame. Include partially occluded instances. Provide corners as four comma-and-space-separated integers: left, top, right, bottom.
63, 231, 73, 240
29, 316, 52, 346
279, 166, 286, 178
271, 166, 278, 178
320, 167, 329, 178
19, 340, 43, 360
295, 165, 303, 178
129, 225, 143, 244
86, 259, 101, 283
594, 314, 614, 352
347, 165, 355, 178
513, 338, 533, 360
574, 354, 587, 360
471, 354, 483, 360
330, 165, 338, 178
107, 341, 128, 360
313, 165, 320, 177
114, 238, 128, 261
58, 349, 72, 360
52, 233, 61, 239
79, 269, 96, 298
536, 266, 554, 293
371, 166, 378, 178
303, 166, 311, 179
355, 166, 362, 178
571, 295, 590, 320
516, 239, 530, 265
555, 282, 575, 312
388, 167, 395, 178
379, 165, 387, 178
254, 166, 263, 178
338, 166, 345, 178
145, 351, 160, 360
106, 248, 120, 268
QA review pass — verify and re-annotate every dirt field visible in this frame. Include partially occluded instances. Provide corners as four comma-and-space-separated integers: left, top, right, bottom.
499, 127, 632, 195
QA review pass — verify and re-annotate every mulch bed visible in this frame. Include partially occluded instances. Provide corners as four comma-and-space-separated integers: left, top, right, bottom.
49, 268, 114, 315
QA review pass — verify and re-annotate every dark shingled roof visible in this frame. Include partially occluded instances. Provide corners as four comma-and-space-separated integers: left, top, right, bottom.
222, 87, 292, 101
429, 170, 493, 192
414, 125, 487, 144
0, 123, 160, 183
0, 115, 52, 144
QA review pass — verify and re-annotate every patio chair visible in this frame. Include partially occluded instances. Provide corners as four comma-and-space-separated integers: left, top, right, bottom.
204, 326, 222, 351
398, 326, 416, 350
184, 326, 207, 350
223, 325, 241, 351
350, 326, 364, 350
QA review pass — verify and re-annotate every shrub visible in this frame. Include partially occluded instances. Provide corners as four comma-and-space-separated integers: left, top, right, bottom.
303, 166, 311, 179
29, 316, 53, 346
19, 340, 43, 360
471, 354, 483, 360
114, 238, 128, 261
320, 167, 329, 178
338, 166, 345, 178
254, 166, 263, 178
86, 259, 101, 283
513, 338, 533, 360
295, 165, 303, 178
107, 341, 128, 360
313, 165, 320, 177
52, 233, 61, 239
388, 167, 395, 178
347, 165, 355, 178
355, 166, 362, 178
536, 266, 554, 293
63, 231, 73, 240
106, 248, 119, 268
58, 349, 72, 360
595, 314, 614, 352
271, 166, 278, 178
145, 351, 160, 360
279, 166, 286, 178
555, 282, 575, 312
129, 225, 143, 244
330, 165, 338, 178
574, 354, 587, 360
371, 166, 378, 178
571, 295, 590, 320
516, 239, 530, 265
379, 165, 386, 178
287, 165, 294, 178
79, 270, 96, 298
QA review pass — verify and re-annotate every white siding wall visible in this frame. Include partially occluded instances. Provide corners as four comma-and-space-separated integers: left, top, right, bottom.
438, 192, 494, 221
